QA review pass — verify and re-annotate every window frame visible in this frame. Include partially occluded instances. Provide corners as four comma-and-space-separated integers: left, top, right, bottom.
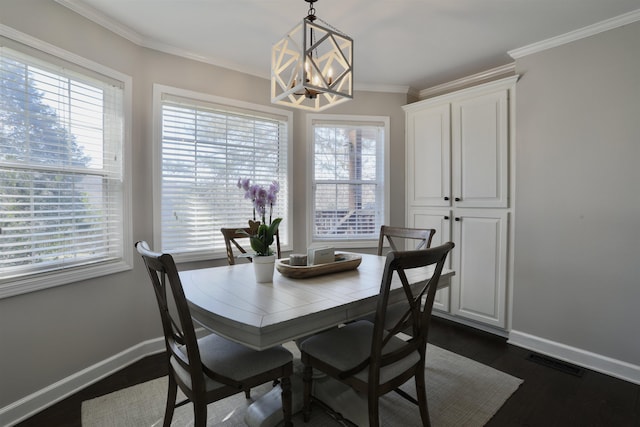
306, 114, 390, 248
0, 26, 133, 299
152, 84, 293, 263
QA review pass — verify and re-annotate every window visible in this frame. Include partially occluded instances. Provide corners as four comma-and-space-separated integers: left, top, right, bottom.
0, 32, 131, 298
308, 115, 389, 246
154, 85, 291, 262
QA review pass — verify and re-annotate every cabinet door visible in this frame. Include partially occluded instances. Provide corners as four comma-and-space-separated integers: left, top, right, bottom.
407, 208, 452, 312
451, 90, 508, 208
450, 210, 508, 328
406, 104, 451, 207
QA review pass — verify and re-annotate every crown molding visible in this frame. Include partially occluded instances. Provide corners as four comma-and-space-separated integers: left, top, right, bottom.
509, 8, 640, 59
57, 1, 412, 94
55, 0, 145, 45
418, 63, 516, 100
55, 0, 400, 88
404, 75, 519, 112
54, 1, 640, 93
54, 0, 266, 79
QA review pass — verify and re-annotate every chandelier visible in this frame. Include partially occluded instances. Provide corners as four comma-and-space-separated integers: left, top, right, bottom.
271, 0, 353, 111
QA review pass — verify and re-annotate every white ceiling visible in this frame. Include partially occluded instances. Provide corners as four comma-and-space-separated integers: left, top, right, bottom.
56, 0, 640, 91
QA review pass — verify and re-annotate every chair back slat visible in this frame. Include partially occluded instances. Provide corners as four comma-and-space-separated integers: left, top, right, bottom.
371, 243, 454, 377
377, 225, 436, 255
221, 224, 281, 265
136, 241, 207, 391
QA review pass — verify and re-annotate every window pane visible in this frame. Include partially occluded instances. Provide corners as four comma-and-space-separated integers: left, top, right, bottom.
0, 45, 126, 284
311, 118, 386, 241
314, 183, 379, 237
159, 93, 289, 258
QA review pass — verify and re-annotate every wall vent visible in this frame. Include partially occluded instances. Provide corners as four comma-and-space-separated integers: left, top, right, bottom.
527, 353, 585, 377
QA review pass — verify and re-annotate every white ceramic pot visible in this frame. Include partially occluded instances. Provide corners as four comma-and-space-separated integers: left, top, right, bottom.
253, 254, 276, 283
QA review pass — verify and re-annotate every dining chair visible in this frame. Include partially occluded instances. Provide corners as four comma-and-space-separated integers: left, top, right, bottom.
366, 225, 437, 329
300, 242, 454, 427
221, 222, 282, 265
377, 225, 436, 255
135, 241, 293, 427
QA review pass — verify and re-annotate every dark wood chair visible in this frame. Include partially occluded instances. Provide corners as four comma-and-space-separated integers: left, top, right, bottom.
364, 225, 437, 328
221, 222, 281, 265
300, 242, 454, 427
135, 241, 293, 427
377, 225, 436, 255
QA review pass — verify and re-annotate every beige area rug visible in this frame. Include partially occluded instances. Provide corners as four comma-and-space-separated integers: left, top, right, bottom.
82, 343, 522, 427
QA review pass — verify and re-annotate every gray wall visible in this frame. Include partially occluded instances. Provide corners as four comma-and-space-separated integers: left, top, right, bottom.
0, 0, 409, 416
512, 21, 640, 365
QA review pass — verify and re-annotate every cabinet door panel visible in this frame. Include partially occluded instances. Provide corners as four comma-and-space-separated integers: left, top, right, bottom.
452, 90, 508, 208
451, 210, 508, 327
408, 208, 452, 311
406, 104, 451, 207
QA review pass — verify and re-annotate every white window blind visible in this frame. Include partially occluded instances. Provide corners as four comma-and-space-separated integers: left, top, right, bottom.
159, 92, 289, 259
0, 43, 128, 292
310, 116, 387, 241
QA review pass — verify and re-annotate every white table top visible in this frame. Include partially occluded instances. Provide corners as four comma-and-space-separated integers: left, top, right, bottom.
181, 252, 454, 350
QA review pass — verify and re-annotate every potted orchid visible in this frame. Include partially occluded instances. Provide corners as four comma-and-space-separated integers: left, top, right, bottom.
237, 178, 282, 257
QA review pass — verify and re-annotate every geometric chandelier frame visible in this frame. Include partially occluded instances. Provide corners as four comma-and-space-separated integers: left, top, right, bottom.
271, 0, 353, 111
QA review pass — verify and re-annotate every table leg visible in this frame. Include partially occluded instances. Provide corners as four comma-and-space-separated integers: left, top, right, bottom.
244, 366, 368, 427
244, 366, 304, 427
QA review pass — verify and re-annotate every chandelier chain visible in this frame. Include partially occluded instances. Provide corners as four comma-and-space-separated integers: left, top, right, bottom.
304, 0, 349, 38
316, 16, 350, 38
307, 3, 316, 18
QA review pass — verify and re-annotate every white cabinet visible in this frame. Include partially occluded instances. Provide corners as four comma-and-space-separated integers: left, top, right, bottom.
406, 104, 451, 207
406, 83, 510, 209
408, 208, 452, 311
451, 210, 508, 328
452, 90, 509, 208
408, 208, 508, 327
404, 76, 516, 331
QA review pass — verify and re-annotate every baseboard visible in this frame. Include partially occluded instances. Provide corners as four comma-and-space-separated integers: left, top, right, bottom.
432, 311, 509, 338
509, 330, 640, 385
1, 337, 165, 426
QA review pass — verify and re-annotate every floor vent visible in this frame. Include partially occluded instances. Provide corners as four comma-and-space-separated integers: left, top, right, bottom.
527, 353, 585, 377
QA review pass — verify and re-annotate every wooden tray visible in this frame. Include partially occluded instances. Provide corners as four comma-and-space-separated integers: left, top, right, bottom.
276, 253, 362, 279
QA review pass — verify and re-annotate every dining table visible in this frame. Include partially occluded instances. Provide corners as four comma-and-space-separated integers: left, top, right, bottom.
180, 251, 454, 427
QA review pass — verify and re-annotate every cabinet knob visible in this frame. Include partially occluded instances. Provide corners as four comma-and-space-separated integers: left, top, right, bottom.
444, 197, 449, 201
455, 217, 461, 221
455, 197, 461, 202
444, 216, 450, 220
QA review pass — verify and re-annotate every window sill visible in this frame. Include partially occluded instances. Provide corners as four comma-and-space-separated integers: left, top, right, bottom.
0, 258, 133, 299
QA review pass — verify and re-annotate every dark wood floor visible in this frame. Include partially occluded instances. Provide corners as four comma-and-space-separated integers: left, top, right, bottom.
15, 317, 640, 426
